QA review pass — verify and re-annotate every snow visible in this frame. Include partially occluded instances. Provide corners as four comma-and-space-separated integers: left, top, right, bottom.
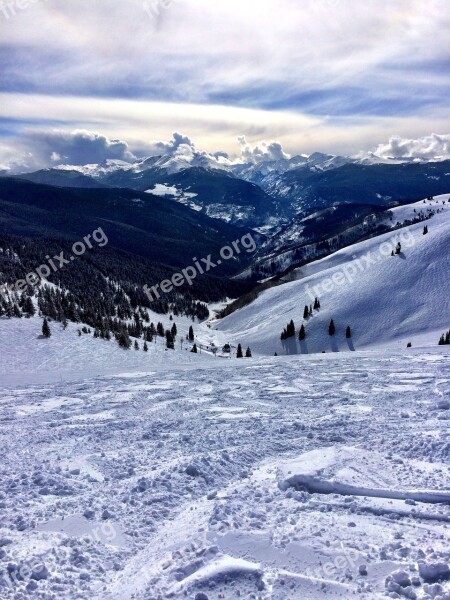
0, 312, 221, 386
145, 183, 179, 196
1, 193, 449, 598
216, 194, 450, 355
145, 183, 202, 211
277, 446, 450, 504
0, 348, 449, 598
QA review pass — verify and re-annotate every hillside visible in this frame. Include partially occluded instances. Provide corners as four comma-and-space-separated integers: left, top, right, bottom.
0, 178, 256, 274
15, 169, 107, 189
101, 166, 284, 228
266, 160, 450, 214
216, 194, 450, 354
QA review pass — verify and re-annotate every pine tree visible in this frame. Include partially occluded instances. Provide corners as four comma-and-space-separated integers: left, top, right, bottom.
188, 325, 194, 341
191, 343, 198, 353
236, 343, 243, 358
245, 347, 252, 358
117, 329, 131, 349
303, 305, 309, 319
143, 341, 148, 352
42, 318, 51, 338
395, 242, 401, 254
134, 340, 140, 350
288, 320, 295, 337
299, 324, 306, 341
423, 225, 428, 235
171, 323, 177, 338
346, 325, 351, 338
313, 297, 320, 310
165, 330, 174, 349
24, 296, 35, 316
328, 319, 336, 336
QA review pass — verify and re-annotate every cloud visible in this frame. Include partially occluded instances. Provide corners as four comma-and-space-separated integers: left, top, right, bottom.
151, 132, 194, 155
1, 0, 448, 120
374, 133, 450, 161
238, 136, 291, 163
146, 132, 232, 168
26, 129, 136, 166
0, 129, 136, 172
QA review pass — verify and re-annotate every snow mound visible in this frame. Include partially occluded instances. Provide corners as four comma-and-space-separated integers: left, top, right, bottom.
277, 446, 450, 504
168, 555, 264, 596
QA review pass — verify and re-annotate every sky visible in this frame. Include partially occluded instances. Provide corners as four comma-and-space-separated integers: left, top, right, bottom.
0, 0, 449, 171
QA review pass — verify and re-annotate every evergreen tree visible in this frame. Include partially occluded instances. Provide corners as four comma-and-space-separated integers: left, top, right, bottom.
191, 343, 198, 353
423, 225, 428, 235
117, 329, 131, 349
309, 305, 313, 317
171, 323, 177, 338
157, 322, 165, 337
303, 305, 309, 319
165, 330, 175, 349
42, 317, 51, 338
188, 325, 195, 341
288, 320, 295, 337
236, 343, 243, 358
143, 341, 148, 352
134, 340, 139, 350
395, 242, 402, 254
299, 324, 306, 341
328, 319, 336, 336
245, 347, 252, 358
346, 325, 351, 338
24, 296, 35, 316
313, 297, 320, 310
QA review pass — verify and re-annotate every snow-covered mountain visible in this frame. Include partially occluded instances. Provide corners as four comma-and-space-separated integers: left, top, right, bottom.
216, 194, 450, 354
7, 150, 450, 231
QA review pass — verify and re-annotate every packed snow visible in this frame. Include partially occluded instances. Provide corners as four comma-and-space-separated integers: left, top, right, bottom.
0, 349, 449, 598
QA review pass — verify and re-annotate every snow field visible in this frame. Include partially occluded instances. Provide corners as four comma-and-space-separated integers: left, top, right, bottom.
0, 349, 449, 598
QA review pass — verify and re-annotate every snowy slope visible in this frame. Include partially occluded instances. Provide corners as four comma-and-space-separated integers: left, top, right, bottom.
0, 312, 224, 386
216, 194, 450, 355
1, 350, 449, 599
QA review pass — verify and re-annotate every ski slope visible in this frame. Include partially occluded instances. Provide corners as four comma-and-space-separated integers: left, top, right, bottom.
217, 195, 450, 355
0, 349, 449, 599
0, 311, 221, 386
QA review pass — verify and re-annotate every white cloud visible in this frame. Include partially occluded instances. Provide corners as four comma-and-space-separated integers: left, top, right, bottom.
374, 133, 450, 161
238, 136, 291, 163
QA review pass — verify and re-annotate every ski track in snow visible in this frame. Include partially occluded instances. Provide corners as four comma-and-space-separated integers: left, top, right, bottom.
0, 351, 449, 599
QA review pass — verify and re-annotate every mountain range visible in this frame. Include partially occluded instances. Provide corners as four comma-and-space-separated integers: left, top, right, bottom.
7, 150, 450, 231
